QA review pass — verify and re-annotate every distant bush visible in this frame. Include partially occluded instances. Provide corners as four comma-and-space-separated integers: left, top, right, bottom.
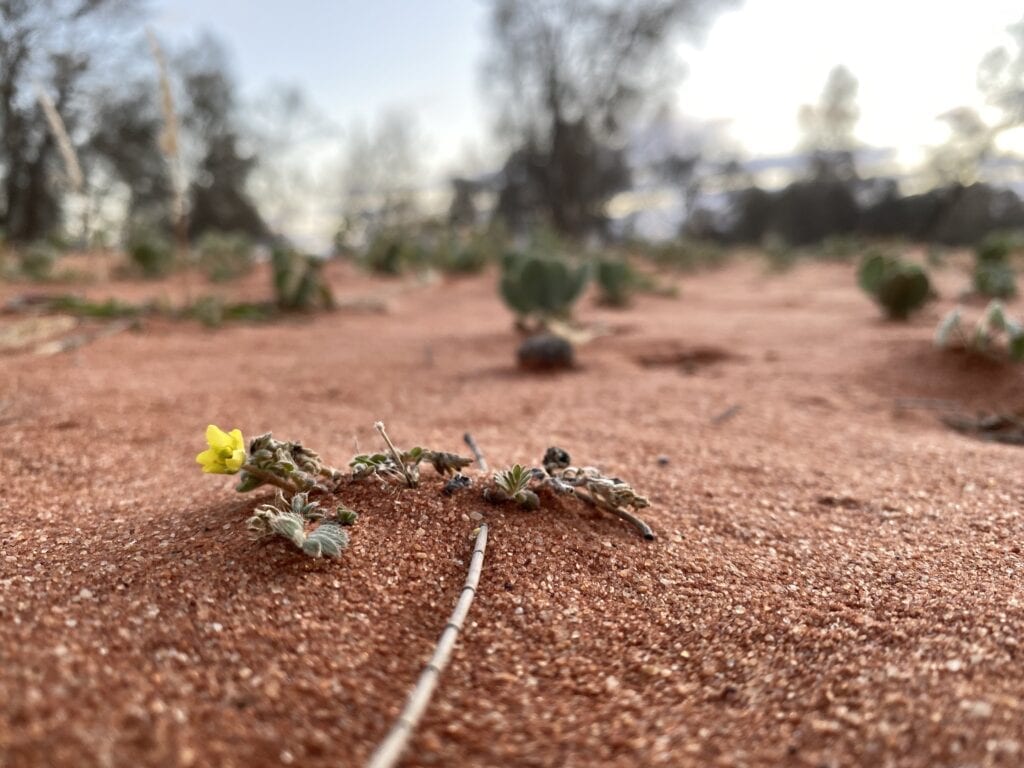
857, 250, 932, 320
595, 257, 636, 307
18, 242, 58, 280
638, 238, 728, 272
271, 246, 334, 311
126, 227, 175, 279
197, 231, 252, 282
972, 232, 1020, 299
361, 230, 426, 275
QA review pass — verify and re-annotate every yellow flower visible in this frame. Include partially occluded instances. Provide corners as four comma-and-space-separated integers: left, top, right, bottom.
196, 424, 246, 474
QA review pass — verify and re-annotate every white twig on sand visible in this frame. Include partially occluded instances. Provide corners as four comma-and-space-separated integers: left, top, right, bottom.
366, 523, 489, 768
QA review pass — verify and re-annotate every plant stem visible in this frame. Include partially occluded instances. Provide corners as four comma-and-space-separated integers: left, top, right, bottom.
375, 421, 415, 487
574, 488, 655, 541
239, 464, 300, 495
365, 523, 489, 768
462, 432, 488, 472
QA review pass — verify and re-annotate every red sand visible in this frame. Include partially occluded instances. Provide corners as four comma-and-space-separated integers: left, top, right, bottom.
2, 258, 1024, 767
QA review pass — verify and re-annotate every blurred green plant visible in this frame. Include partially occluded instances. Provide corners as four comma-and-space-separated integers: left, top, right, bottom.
499, 248, 590, 326
817, 234, 864, 262
126, 226, 175, 279
17, 242, 59, 281
271, 246, 335, 311
972, 232, 1019, 299
857, 250, 932, 320
197, 231, 253, 282
361, 229, 426, 275
637, 238, 728, 273
935, 300, 1024, 363
595, 257, 636, 307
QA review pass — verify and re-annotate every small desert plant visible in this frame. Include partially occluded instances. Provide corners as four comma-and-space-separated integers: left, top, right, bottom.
484, 446, 654, 540
483, 464, 539, 509
817, 234, 864, 262
271, 246, 335, 311
197, 231, 252, 282
246, 490, 353, 559
18, 242, 59, 280
935, 301, 1024, 363
47, 295, 141, 319
499, 249, 590, 326
197, 425, 356, 559
126, 226, 175, 278
361, 230, 426, 275
350, 422, 473, 488
595, 257, 635, 307
972, 234, 1018, 299
857, 250, 932, 320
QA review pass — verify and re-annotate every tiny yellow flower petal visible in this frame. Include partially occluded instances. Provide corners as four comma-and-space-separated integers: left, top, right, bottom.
196, 448, 222, 473
206, 424, 232, 451
199, 425, 247, 474
225, 448, 246, 473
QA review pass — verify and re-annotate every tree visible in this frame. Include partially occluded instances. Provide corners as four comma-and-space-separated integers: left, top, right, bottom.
798, 65, 860, 182
338, 110, 423, 244
926, 16, 1024, 186
0, 0, 139, 242
483, 0, 733, 237
87, 32, 268, 241
175, 34, 267, 240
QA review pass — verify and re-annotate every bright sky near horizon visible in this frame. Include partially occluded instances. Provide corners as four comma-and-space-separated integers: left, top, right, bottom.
151, 0, 1024, 245
154, 0, 1024, 165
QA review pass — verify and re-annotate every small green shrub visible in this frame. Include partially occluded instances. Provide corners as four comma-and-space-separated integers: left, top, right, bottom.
431, 231, 495, 275
935, 300, 1024, 362
640, 238, 728, 272
972, 233, 1018, 299
361, 230, 425, 275
197, 231, 252, 282
18, 242, 58, 280
499, 249, 590, 323
126, 228, 174, 279
817, 234, 864, 262
271, 246, 335, 311
595, 258, 635, 307
857, 250, 932, 320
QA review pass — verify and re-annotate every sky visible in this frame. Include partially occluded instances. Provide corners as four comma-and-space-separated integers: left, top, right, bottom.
151, 0, 1024, 244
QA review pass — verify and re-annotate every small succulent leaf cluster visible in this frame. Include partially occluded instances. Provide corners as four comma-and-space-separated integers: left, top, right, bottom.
237, 433, 343, 494
857, 250, 932, 320
484, 464, 539, 509
935, 300, 1024, 362
246, 490, 350, 559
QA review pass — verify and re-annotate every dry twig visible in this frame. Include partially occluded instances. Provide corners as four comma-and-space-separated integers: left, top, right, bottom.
366, 523, 489, 768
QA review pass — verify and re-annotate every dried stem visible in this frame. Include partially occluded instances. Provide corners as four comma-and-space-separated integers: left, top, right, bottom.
366, 523, 489, 768
35, 84, 83, 193
462, 432, 488, 472
146, 28, 191, 304
239, 464, 301, 495
374, 421, 415, 487
574, 488, 655, 541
